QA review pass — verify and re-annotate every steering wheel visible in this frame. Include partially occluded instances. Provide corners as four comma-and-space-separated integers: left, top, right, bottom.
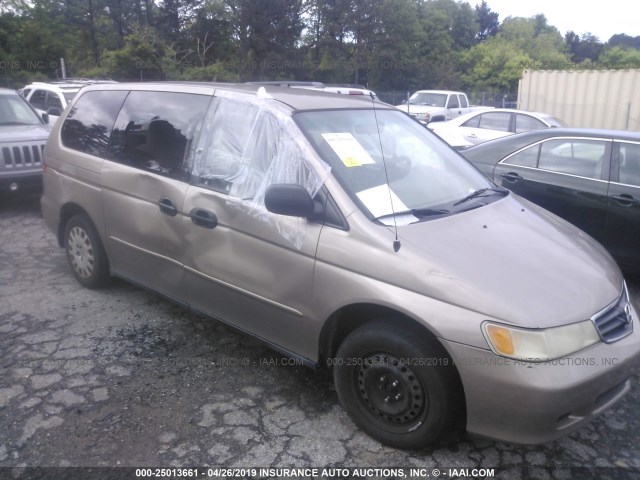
386, 155, 412, 181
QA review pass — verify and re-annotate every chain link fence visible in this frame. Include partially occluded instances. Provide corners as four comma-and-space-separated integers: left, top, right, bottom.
376, 90, 518, 108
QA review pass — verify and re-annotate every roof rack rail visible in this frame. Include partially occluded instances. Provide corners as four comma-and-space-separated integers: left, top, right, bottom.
31, 78, 117, 86
246, 81, 325, 88
325, 83, 368, 89
245, 80, 378, 98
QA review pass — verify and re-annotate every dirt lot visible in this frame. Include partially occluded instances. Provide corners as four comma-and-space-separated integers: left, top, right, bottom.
1, 194, 639, 479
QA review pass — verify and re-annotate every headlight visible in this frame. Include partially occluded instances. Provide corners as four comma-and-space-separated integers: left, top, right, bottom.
416, 112, 431, 122
482, 320, 601, 362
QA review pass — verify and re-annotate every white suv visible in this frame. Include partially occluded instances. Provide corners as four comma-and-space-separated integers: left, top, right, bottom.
21, 79, 116, 124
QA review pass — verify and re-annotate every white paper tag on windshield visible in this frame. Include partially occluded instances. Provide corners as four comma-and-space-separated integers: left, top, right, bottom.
356, 184, 415, 224
322, 132, 375, 167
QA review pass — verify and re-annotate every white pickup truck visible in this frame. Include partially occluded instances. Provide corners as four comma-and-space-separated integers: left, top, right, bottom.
395, 90, 480, 124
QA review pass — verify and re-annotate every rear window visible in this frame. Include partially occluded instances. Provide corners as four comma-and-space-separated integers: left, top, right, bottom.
61, 90, 128, 157
515, 114, 546, 133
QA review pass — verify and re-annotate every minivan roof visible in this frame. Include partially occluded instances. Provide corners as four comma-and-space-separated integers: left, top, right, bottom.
78, 81, 392, 112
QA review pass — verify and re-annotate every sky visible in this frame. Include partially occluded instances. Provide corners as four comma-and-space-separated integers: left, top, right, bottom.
469, 0, 640, 42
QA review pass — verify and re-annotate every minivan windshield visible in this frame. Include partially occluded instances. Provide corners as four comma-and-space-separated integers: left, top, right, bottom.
295, 109, 506, 224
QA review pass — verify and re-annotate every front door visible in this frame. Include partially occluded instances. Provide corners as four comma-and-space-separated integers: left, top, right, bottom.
180, 93, 326, 359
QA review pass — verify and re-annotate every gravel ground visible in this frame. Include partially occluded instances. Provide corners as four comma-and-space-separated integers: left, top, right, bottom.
1, 194, 639, 480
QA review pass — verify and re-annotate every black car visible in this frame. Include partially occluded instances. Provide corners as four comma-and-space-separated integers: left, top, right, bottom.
462, 128, 640, 273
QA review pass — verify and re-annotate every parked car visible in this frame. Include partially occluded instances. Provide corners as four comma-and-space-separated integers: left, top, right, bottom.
394, 90, 482, 123
41, 83, 640, 449
462, 128, 640, 272
430, 108, 565, 148
21, 79, 117, 124
0, 88, 50, 195
246, 81, 377, 98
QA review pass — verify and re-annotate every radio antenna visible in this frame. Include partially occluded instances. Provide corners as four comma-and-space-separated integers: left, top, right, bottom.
370, 92, 401, 252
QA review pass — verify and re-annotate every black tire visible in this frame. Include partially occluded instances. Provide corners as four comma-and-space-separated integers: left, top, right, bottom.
64, 214, 110, 289
334, 320, 463, 449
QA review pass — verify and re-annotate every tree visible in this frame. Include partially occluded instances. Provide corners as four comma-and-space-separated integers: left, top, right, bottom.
565, 31, 603, 64
183, 0, 235, 68
460, 16, 570, 92
608, 33, 640, 49
228, 0, 305, 79
98, 29, 171, 80
475, 0, 498, 42
599, 46, 640, 68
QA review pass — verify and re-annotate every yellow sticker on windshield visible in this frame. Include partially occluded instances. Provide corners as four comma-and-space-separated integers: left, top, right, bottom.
322, 133, 375, 168
341, 156, 362, 167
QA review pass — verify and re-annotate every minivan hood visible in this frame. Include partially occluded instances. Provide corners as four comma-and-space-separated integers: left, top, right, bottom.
0, 124, 51, 143
396, 195, 622, 328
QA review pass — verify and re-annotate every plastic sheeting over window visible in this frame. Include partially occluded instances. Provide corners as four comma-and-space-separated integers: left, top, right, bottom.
189, 89, 331, 248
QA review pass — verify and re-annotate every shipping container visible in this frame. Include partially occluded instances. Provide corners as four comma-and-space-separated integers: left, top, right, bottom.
518, 69, 640, 130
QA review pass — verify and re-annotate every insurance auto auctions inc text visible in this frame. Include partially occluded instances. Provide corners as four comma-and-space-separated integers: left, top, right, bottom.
204, 467, 495, 478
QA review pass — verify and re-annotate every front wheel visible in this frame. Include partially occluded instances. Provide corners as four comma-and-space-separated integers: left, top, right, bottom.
64, 214, 110, 289
333, 320, 463, 449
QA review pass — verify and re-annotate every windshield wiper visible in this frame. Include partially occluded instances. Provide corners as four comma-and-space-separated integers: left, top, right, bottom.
375, 208, 450, 221
453, 187, 507, 207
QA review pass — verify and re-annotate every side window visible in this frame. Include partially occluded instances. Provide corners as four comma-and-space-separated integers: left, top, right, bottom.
190, 95, 321, 204
21, 88, 31, 98
189, 97, 250, 193
478, 112, 510, 132
61, 90, 128, 157
29, 90, 46, 109
462, 114, 480, 128
447, 95, 459, 109
459, 95, 468, 108
109, 91, 211, 178
538, 139, 607, 179
618, 142, 640, 187
503, 144, 540, 168
515, 114, 546, 133
45, 93, 63, 110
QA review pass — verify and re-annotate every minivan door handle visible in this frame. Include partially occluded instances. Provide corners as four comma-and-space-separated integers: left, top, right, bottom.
159, 197, 178, 216
190, 208, 218, 229
500, 172, 523, 183
611, 194, 639, 206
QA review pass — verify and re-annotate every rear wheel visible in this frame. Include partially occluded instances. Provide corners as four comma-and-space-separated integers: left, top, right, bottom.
64, 214, 110, 289
333, 320, 463, 449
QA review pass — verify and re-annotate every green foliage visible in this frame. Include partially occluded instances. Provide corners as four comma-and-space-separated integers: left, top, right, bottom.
460, 15, 572, 91
599, 46, 640, 68
99, 29, 171, 80
565, 32, 604, 64
0, 0, 638, 94
475, 0, 498, 42
177, 62, 240, 82
459, 39, 532, 91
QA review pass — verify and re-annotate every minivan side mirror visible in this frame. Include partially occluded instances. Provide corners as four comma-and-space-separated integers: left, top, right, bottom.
265, 184, 315, 218
41, 113, 50, 124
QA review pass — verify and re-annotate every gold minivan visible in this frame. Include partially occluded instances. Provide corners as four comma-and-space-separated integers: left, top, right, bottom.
42, 82, 640, 449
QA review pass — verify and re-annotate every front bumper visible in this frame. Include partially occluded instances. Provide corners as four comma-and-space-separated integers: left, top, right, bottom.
0, 171, 42, 195
443, 303, 640, 444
